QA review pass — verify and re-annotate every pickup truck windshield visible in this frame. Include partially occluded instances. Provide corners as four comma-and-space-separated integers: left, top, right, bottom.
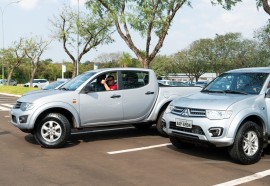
202, 72, 269, 95
60, 72, 96, 91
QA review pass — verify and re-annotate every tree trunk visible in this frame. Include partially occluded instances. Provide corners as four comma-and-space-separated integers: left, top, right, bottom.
30, 64, 38, 87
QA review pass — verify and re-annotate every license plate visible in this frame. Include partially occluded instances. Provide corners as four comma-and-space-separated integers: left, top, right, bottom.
175, 119, 192, 128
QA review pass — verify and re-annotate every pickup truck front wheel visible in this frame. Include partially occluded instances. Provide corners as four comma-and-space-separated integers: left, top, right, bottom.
34, 113, 71, 148
228, 121, 263, 165
156, 110, 168, 137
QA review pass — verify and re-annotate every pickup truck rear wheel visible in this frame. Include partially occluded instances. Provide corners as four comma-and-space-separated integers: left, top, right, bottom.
170, 136, 195, 149
34, 113, 71, 148
228, 121, 263, 165
156, 110, 168, 137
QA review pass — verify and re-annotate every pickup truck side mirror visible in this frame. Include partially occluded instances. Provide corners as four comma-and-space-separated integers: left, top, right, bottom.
265, 88, 270, 98
83, 83, 95, 94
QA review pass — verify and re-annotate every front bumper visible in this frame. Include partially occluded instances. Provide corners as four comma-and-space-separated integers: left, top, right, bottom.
10, 108, 34, 130
163, 112, 234, 147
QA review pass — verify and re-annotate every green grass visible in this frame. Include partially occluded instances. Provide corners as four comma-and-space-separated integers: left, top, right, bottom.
0, 86, 39, 95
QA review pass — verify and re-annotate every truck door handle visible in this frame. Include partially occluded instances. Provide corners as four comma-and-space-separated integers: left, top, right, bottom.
145, 91, 154, 95
110, 94, 121, 98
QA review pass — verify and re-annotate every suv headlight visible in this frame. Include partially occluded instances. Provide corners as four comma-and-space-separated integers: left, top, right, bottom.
165, 104, 174, 114
20, 102, 34, 111
206, 110, 232, 120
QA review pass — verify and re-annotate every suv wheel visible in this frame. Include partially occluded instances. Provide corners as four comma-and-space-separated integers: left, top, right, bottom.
34, 113, 71, 148
228, 121, 263, 165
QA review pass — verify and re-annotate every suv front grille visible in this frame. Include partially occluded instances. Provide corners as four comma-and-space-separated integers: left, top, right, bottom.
171, 106, 206, 117
14, 101, 21, 109
169, 121, 205, 135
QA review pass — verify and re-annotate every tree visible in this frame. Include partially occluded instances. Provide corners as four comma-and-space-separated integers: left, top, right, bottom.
0, 38, 26, 85
50, 4, 114, 78
23, 36, 50, 87
119, 52, 132, 67
174, 39, 211, 82
86, 0, 190, 68
211, 0, 270, 16
150, 55, 175, 78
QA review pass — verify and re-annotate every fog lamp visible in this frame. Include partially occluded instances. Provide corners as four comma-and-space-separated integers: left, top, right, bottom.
19, 115, 28, 124
209, 127, 223, 137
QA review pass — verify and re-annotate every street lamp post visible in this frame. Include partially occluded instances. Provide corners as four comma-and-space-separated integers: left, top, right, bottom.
0, 0, 21, 82
77, 0, 80, 76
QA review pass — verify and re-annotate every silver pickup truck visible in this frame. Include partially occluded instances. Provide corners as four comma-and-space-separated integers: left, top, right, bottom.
163, 67, 270, 164
10, 68, 200, 148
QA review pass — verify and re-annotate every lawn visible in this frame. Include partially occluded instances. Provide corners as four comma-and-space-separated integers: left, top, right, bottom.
0, 86, 39, 96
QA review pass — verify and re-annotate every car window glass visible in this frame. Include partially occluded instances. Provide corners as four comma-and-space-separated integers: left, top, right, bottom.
122, 71, 148, 90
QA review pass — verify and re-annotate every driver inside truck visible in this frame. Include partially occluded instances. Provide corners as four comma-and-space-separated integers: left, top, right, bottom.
101, 75, 117, 91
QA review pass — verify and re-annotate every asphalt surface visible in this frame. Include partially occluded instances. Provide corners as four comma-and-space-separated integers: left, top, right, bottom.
1, 93, 270, 186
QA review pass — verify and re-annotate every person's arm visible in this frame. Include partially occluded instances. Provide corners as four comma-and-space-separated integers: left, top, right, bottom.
101, 79, 111, 91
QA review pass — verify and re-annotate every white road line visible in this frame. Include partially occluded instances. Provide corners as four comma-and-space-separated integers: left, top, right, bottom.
214, 169, 270, 186
2, 104, 13, 108
0, 106, 10, 111
107, 143, 172, 155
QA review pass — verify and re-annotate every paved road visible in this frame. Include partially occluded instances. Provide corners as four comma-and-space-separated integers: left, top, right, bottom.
1, 94, 270, 186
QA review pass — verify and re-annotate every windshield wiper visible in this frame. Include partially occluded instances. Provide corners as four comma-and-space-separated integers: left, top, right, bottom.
222, 90, 248, 95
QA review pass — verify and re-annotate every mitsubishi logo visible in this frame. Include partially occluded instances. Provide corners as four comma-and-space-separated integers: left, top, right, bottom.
180, 108, 189, 117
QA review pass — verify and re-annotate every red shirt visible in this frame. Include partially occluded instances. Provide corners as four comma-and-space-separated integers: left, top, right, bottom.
109, 84, 117, 90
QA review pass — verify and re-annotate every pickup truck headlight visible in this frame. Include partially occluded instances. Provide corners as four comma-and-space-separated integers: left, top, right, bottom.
20, 102, 34, 111
206, 110, 232, 120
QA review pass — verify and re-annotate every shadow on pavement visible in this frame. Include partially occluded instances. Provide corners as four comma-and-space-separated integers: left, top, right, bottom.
24, 126, 163, 148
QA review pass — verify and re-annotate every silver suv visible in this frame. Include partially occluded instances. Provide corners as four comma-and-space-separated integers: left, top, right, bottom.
163, 67, 270, 164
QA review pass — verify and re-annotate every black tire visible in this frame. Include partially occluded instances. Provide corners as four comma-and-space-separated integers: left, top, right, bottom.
34, 113, 71, 148
156, 109, 168, 137
133, 123, 153, 130
170, 136, 195, 149
228, 121, 263, 165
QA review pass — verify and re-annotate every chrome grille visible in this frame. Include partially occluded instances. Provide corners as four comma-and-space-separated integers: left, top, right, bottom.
14, 101, 22, 109
171, 107, 206, 117
169, 122, 205, 135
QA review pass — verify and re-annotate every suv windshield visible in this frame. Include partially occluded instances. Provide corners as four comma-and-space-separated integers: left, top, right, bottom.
202, 72, 269, 95
61, 72, 96, 91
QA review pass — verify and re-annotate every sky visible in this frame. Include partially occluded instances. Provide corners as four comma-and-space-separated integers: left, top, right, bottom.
0, 0, 269, 63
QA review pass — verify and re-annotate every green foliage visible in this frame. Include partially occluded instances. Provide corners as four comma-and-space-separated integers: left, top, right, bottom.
0, 86, 38, 95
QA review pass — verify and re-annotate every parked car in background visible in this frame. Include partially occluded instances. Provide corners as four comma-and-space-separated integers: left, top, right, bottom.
0, 79, 17, 86
194, 81, 208, 87
158, 80, 189, 87
24, 79, 49, 88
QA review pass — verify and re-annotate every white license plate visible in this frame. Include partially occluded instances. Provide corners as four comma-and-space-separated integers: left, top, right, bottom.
175, 119, 192, 128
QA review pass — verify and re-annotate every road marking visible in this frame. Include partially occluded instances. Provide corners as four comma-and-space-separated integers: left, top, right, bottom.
2, 104, 13, 108
214, 169, 270, 186
0, 106, 10, 111
107, 143, 172, 154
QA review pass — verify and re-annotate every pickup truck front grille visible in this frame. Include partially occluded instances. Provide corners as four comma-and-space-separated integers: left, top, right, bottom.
169, 122, 205, 135
14, 101, 22, 109
171, 106, 206, 117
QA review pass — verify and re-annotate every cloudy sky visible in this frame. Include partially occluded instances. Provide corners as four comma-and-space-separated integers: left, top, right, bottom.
0, 0, 269, 63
